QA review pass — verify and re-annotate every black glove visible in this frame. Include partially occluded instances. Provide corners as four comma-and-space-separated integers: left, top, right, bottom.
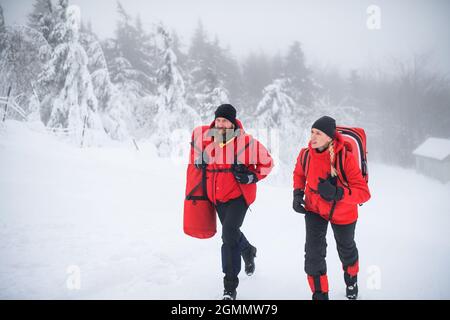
318, 176, 344, 202
194, 156, 207, 169
293, 189, 307, 214
232, 164, 258, 184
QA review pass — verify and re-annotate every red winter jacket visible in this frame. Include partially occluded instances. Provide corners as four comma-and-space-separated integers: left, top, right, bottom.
293, 132, 370, 225
202, 119, 273, 206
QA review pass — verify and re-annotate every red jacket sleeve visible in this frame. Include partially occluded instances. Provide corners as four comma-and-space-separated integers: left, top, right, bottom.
252, 139, 274, 181
293, 148, 307, 190
341, 151, 371, 205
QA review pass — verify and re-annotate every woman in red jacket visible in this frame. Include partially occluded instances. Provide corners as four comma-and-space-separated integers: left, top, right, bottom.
292, 116, 370, 300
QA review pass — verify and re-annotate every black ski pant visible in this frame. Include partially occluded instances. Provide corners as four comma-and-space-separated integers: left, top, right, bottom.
304, 212, 358, 282
216, 196, 251, 292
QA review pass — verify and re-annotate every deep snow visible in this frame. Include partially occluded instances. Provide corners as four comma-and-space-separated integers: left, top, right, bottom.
1, 120, 449, 299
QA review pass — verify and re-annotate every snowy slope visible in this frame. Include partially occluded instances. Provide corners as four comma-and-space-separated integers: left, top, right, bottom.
0, 120, 449, 299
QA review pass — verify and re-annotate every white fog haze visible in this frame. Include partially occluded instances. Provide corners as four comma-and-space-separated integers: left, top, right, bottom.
0, 0, 449, 300
3, 0, 450, 72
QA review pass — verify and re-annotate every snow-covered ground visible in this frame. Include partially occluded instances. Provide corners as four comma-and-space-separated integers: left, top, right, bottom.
1, 120, 449, 299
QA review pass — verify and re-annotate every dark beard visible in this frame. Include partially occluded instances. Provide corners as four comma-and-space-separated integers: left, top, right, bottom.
212, 128, 235, 143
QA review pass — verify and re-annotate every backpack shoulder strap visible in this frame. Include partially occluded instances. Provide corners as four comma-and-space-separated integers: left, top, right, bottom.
338, 147, 348, 185
301, 148, 310, 178
336, 147, 353, 196
235, 136, 254, 165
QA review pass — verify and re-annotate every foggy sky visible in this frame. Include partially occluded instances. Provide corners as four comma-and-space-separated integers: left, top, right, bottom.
2, 0, 450, 73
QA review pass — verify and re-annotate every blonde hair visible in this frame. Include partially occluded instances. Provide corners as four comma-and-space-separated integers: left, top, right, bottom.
328, 141, 338, 177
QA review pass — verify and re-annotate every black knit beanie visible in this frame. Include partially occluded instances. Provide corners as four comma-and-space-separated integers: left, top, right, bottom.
214, 104, 236, 126
312, 116, 336, 139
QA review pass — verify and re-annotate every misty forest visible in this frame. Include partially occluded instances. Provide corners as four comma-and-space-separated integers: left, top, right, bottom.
1, 0, 449, 170
1, 0, 450, 301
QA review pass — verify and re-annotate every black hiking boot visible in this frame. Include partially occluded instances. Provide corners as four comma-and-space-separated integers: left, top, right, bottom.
242, 245, 257, 276
222, 290, 237, 300
345, 273, 358, 300
312, 291, 329, 300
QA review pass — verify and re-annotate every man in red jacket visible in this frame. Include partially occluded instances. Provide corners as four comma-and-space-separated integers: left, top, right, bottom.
292, 116, 370, 300
197, 104, 273, 300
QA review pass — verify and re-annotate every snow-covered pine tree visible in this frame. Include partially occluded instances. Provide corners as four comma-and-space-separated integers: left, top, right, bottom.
37, 4, 106, 144
283, 41, 316, 108
186, 21, 230, 122
241, 52, 273, 113
256, 79, 296, 128
255, 78, 303, 167
197, 85, 229, 122
152, 23, 200, 157
170, 29, 188, 76
310, 95, 361, 128
102, 2, 159, 136
47, 0, 69, 47
108, 2, 155, 94
27, 0, 54, 43
200, 37, 231, 121
103, 38, 144, 114
0, 4, 6, 96
80, 27, 130, 140
271, 52, 284, 79
0, 4, 5, 34
0, 4, 51, 118
0, 5, 6, 60
186, 20, 208, 109
134, 14, 159, 90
